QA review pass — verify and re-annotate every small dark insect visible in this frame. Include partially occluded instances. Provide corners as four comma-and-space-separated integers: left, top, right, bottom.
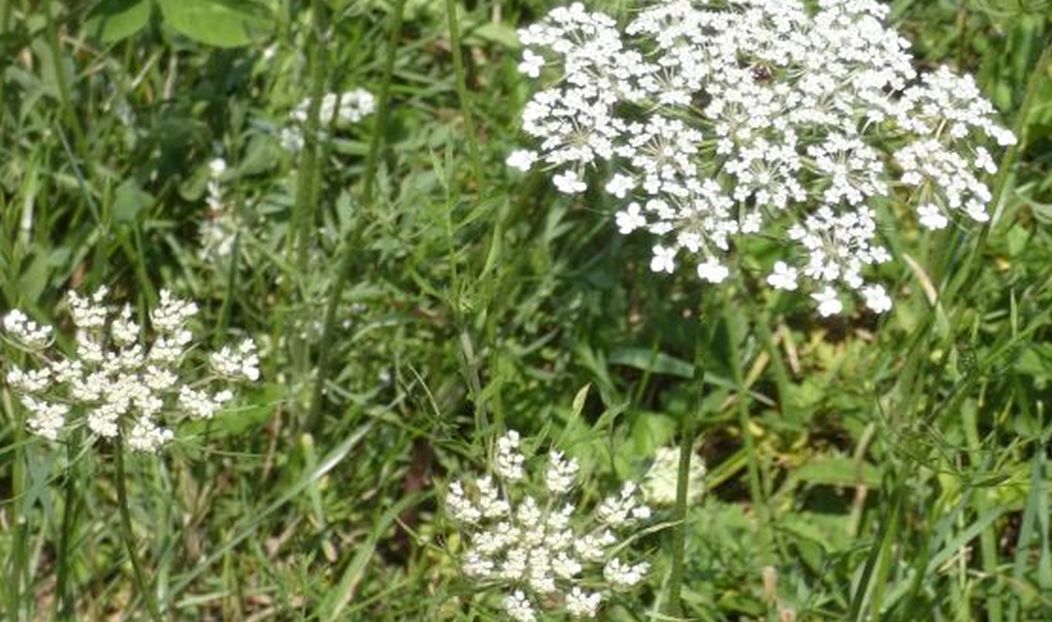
752, 64, 773, 83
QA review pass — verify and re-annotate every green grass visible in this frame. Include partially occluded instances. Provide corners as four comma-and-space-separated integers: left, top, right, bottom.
2, 0, 1052, 620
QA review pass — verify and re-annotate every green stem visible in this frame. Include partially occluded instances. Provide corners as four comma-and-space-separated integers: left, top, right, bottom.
443, 0, 484, 185
304, 0, 406, 434
963, 398, 1002, 622
292, 0, 328, 274
52, 432, 81, 621
42, 0, 86, 152
667, 364, 704, 617
4, 388, 26, 622
114, 441, 163, 622
724, 294, 773, 560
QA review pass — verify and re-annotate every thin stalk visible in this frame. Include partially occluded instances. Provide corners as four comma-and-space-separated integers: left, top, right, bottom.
723, 294, 773, 560
667, 364, 704, 617
963, 399, 1002, 622
52, 432, 81, 621
4, 388, 26, 622
287, 0, 329, 422
292, 0, 329, 273
0, 0, 13, 141
443, 0, 484, 185
114, 441, 163, 622
42, 0, 86, 152
304, 0, 406, 433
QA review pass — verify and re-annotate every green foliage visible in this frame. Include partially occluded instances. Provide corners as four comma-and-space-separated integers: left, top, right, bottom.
0, 0, 1051, 620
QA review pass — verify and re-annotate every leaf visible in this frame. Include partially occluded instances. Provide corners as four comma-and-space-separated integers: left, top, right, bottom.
795, 456, 881, 488
85, 0, 151, 43
112, 178, 154, 224
466, 22, 520, 49
156, 0, 270, 47
609, 347, 694, 379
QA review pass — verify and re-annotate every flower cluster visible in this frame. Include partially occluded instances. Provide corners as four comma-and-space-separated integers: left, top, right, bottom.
509, 0, 1014, 316
446, 430, 652, 621
281, 88, 376, 151
2, 288, 259, 452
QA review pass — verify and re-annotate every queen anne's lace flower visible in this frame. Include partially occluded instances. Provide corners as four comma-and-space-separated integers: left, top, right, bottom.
446, 430, 652, 619
2, 288, 258, 452
511, 0, 1014, 316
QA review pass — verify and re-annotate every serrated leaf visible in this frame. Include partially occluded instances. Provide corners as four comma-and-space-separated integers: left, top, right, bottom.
85, 0, 151, 43
157, 0, 270, 47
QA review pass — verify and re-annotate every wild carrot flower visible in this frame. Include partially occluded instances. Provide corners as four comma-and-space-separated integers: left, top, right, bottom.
445, 430, 652, 620
2, 288, 259, 452
509, 0, 1015, 315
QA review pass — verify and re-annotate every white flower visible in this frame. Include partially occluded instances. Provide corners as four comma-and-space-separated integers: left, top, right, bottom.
546, 451, 579, 494
495, 430, 525, 481
208, 158, 227, 177
446, 429, 651, 621
605, 174, 635, 199
291, 88, 375, 126
566, 587, 602, 618
511, 0, 1013, 315
603, 558, 650, 590
767, 261, 799, 291
210, 338, 260, 381
812, 287, 843, 317
862, 284, 893, 314
917, 203, 949, 230
1, 288, 258, 451
2, 310, 53, 348
615, 203, 646, 234
506, 149, 538, 172
553, 170, 587, 194
650, 245, 676, 274
503, 590, 537, 622
21, 397, 68, 440
696, 258, 729, 283
518, 49, 545, 78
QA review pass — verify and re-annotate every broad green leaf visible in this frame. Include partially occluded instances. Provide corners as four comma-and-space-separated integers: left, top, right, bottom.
85, 0, 151, 43
157, 0, 270, 47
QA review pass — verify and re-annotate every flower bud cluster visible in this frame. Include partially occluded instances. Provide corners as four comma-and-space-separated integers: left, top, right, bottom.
2, 288, 259, 452
509, 0, 1015, 316
446, 430, 652, 621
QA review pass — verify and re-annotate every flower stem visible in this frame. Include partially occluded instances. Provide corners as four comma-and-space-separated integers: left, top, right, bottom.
304, 0, 406, 434
3, 388, 27, 622
667, 364, 704, 617
53, 432, 81, 621
292, 0, 329, 274
724, 293, 774, 559
443, 0, 484, 185
114, 441, 163, 622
